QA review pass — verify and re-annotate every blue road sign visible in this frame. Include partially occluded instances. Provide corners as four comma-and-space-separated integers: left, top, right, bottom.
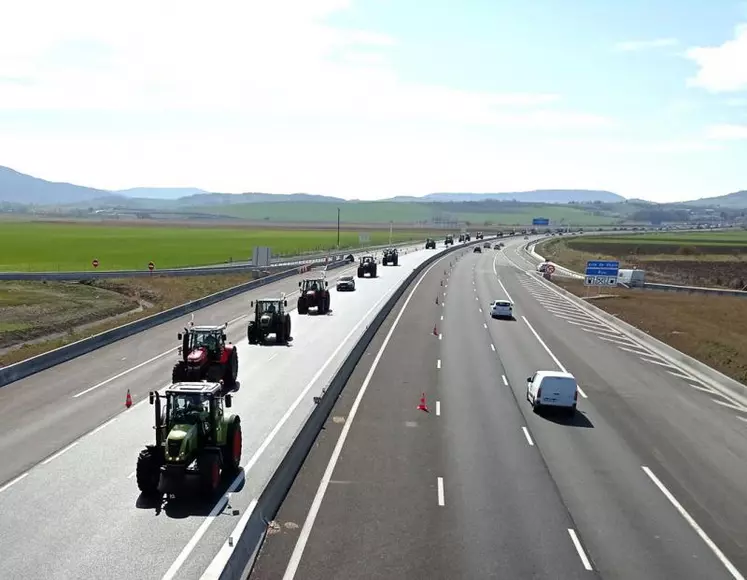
584, 260, 619, 286
532, 217, 550, 226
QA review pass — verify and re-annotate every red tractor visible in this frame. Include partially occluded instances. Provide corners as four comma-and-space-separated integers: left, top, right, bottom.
172, 320, 238, 391
297, 275, 330, 314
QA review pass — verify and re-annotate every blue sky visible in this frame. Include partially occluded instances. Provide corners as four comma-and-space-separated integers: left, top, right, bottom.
0, 0, 745, 202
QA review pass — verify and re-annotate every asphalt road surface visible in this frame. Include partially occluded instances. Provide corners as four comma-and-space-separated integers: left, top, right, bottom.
0, 240, 454, 580
250, 237, 747, 580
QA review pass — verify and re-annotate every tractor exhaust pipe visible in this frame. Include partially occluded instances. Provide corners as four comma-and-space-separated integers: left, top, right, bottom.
150, 391, 163, 447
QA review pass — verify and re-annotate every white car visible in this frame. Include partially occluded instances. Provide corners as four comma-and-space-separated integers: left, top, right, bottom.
490, 299, 513, 319
526, 370, 578, 415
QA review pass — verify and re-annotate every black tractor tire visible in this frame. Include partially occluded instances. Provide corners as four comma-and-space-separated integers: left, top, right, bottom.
297, 297, 307, 315
224, 349, 238, 386
136, 447, 162, 496
393, 257, 399, 266
223, 418, 242, 475
285, 314, 292, 341
172, 361, 189, 384
247, 322, 258, 344
198, 451, 222, 495
206, 364, 223, 383
371, 266, 377, 278
357, 267, 364, 278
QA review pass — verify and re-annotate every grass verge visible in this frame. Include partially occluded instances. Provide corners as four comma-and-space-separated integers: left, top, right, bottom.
0, 273, 264, 367
551, 278, 747, 384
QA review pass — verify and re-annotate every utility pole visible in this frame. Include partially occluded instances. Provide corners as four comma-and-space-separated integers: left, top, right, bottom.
337, 207, 341, 249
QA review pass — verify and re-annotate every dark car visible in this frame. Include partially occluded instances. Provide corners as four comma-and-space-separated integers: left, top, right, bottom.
474, 246, 482, 253
336, 275, 356, 291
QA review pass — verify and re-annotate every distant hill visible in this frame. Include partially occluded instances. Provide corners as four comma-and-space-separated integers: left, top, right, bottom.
0, 165, 116, 204
683, 190, 747, 209
114, 187, 209, 200
389, 190, 625, 204
181, 192, 344, 206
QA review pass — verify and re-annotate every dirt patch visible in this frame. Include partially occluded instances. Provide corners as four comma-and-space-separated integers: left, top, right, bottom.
538, 238, 747, 289
0, 272, 261, 367
552, 278, 747, 384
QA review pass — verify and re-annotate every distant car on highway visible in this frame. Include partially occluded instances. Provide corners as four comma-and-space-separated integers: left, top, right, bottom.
526, 370, 579, 416
473, 246, 482, 253
493, 244, 501, 249
336, 275, 356, 291
490, 300, 513, 319
483, 242, 491, 248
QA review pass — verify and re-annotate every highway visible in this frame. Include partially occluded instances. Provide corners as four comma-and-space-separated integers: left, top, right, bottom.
250, 237, 747, 580
0, 241, 453, 580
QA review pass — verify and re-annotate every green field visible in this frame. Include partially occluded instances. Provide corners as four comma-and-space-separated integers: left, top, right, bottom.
190, 200, 617, 226
0, 222, 432, 271
567, 230, 747, 255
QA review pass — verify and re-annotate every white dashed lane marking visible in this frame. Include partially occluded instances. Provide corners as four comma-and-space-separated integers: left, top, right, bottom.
517, 274, 747, 412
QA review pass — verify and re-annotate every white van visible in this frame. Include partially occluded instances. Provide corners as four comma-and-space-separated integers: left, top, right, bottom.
526, 370, 578, 415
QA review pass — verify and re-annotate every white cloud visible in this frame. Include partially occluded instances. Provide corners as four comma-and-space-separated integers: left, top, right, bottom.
705, 124, 747, 140
614, 38, 678, 52
686, 23, 747, 92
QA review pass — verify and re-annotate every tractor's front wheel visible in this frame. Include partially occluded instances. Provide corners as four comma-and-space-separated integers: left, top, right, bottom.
136, 447, 162, 496
247, 323, 258, 344
285, 314, 292, 342
172, 362, 188, 384
223, 418, 242, 475
198, 451, 222, 495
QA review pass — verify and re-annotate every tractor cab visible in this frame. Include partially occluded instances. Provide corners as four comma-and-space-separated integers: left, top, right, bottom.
299, 277, 327, 294
361, 255, 375, 265
252, 298, 287, 317
178, 324, 227, 361
156, 382, 231, 448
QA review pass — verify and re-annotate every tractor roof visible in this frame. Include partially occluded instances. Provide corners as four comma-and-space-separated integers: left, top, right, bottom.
190, 325, 226, 332
257, 297, 283, 303
166, 382, 223, 395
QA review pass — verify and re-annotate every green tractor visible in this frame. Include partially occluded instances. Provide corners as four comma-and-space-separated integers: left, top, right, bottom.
135, 382, 242, 497
425, 238, 436, 249
247, 296, 292, 344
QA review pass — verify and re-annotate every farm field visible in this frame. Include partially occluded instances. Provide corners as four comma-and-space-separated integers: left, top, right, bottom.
0, 221, 433, 271
189, 200, 619, 226
0, 272, 265, 367
538, 230, 747, 288
551, 277, 747, 385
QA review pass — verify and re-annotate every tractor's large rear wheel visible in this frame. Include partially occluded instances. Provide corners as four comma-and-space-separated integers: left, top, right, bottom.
136, 447, 162, 496
198, 451, 222, 495
297, 297, 307, 315
223, 418, 242, 475
285, 314, 292, 342
224, 349, 238, 386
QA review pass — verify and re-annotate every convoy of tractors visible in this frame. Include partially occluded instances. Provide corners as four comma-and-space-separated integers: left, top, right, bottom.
135, 234, 492, 499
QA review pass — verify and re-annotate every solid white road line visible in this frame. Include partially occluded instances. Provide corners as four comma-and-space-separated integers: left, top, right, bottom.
490, 344, 496, 352
437, 359, 441, 369
41, 441, 79, 465
498, 279, 514, 303
437, 477, 445, 506
0, 472, 29, 494
521, 426, 534, 446
164, 269, 413, 580
199, 499, 259, 580
436, 401, 441, 416
641, 466, 744, 580
73, 347, 178, 397
502, 374, 508, 386
522, 316, 567, 373
567, 529, 593, 571
280, 255, 446, 580
577, 385, 588, 399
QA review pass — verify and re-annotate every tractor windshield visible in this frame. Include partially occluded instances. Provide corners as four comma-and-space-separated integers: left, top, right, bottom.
304, 280, 322, 291
168, 392, 210, 425
192, 331, 219, 350
258, 301, 279, 314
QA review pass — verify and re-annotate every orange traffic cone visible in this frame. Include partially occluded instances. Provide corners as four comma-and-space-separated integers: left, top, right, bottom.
433, 324, 438, 336
417, 393, 429, 412
125, 389, 132, 408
